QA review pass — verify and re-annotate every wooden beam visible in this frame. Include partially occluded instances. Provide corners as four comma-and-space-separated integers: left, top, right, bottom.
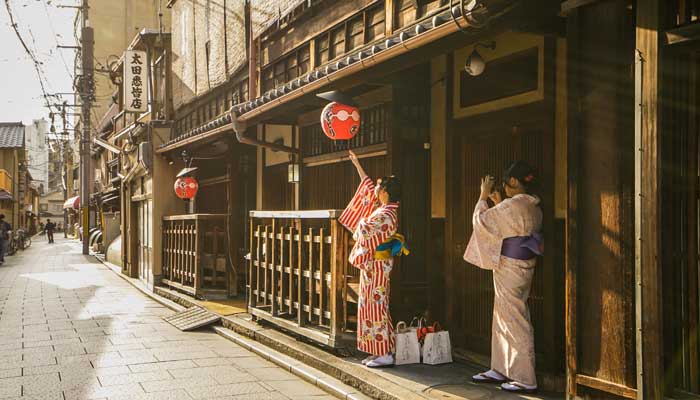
561, 0, 609, 16
385, 0, 395, 36
576, 374, 637, 399
635, 0, 663, 398
664, 22, 700, 46
565, 8, 580, 399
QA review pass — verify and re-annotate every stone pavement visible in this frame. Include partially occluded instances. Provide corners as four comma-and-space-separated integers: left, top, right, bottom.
0, 236, 336, 400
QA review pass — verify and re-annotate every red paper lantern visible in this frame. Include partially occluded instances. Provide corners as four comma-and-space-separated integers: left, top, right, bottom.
320, 102, 360, 140
174, 176, 199, 200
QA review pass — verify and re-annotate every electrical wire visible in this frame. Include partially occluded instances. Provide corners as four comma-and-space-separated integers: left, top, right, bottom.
4, 0, 60, 113
41, 0, 75, 80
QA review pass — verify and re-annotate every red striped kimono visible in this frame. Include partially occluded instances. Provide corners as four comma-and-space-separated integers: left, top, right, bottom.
339, 176, 399, 356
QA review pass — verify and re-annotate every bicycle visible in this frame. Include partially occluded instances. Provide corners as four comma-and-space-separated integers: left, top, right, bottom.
7, 230, 31, 256
16, 229, 31, 250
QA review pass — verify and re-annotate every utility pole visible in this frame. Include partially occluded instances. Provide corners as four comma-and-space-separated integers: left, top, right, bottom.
79, 0, 93, 255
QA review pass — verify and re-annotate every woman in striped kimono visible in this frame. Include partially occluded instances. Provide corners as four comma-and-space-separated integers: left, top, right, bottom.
339, 150, 400, 368
465, 160, 543, 394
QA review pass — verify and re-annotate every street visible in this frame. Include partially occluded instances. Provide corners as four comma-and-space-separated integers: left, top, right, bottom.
0, 236, 335, 400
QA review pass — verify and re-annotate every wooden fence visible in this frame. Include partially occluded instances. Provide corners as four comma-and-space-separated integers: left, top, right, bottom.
248, 210, 355, 347
162, 214, 229, 298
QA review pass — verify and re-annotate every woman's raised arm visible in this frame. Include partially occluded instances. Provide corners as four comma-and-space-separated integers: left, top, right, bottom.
348, 150, 367, 180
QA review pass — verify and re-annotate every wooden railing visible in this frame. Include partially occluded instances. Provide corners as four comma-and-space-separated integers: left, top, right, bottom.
162, 214, 229, 297
249, 210, 355, 348
0, 169, 12, 194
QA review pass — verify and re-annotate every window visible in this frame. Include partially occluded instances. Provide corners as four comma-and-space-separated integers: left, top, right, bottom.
274, 61, 286, 87
347, 16, 364, 52
330, 26, 345, 60
263, 46, 310, 92
298, 47, 310, 75
366, 5, 385, 42
316, 35, 329, 67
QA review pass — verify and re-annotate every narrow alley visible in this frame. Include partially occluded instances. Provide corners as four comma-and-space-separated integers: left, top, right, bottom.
0, 236, 336, 400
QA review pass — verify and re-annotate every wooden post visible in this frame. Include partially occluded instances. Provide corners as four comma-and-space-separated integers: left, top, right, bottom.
288, 225, 294, 315
195, 219, 202, 294
271, 218, 278, 316
249, 217, 254, 308
635, 0, 663, 398
263, 225, 270, 306
330, 219, 343, 341
385, 0, 395, 37
296, 218, 303, 326
565, 8, 580, 399
318, 227, 324, 325
308, 227, 314, 324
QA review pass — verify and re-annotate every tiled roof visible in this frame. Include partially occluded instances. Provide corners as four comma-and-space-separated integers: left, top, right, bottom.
0, 122, 25, 148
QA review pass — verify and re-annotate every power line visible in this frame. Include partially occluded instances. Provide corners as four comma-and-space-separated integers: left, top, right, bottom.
41, 0, 75, 80
3, 0, 59, 113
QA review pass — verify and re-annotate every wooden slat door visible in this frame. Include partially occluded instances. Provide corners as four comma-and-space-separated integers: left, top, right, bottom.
660, 50, 700, 397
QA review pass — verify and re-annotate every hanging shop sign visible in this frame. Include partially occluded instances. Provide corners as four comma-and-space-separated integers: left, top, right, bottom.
124, 50, 149, 113
321, 102, 360, 140
174, 176, 199, 200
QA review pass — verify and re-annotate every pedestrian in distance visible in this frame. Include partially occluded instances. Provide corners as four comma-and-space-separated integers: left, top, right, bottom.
0, 214, 12, 265
45, 219, 56, 244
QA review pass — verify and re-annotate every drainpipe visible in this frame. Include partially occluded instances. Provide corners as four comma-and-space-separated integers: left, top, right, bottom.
229, 108, 300, 154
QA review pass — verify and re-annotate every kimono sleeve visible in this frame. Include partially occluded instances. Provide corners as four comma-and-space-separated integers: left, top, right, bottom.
356, 208, 397, 252
339, 176, 377, 233
463, 200, 511, 270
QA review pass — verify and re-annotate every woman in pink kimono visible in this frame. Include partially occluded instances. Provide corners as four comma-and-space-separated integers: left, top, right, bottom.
339, 150, 400, 368
465, 160, 543, 394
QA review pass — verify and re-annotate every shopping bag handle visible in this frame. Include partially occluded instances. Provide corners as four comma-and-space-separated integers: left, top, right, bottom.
396, 321, 407, 332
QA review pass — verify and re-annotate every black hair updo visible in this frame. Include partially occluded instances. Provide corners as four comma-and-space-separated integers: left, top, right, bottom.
504, 160, 538, 194
378, 176, 401, 203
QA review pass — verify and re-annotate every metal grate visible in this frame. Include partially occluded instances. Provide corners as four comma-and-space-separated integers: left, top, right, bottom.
163, 307, 220, 331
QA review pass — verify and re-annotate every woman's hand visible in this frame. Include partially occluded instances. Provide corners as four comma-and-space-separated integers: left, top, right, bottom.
349, 150, 367, 179
479, 175, 495, 201
348, 150, 359, 165
489, 190, 503, 205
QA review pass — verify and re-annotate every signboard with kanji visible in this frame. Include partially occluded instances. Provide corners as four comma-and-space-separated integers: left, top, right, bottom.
123, 50, 148, 113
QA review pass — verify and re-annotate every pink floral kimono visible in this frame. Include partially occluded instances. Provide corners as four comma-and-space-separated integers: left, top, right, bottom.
339, 176, 398, 356
463, 194, 542, 387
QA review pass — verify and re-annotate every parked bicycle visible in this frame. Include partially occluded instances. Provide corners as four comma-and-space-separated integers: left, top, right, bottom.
7, 229, 31, 256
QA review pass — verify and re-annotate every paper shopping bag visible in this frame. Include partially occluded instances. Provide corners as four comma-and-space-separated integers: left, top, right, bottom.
394, 321, 421, 365
421, 327, 453, 365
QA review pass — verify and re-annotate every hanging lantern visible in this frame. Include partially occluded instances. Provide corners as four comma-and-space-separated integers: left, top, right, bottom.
174, 176, 199, 200
320, 102, 360, 140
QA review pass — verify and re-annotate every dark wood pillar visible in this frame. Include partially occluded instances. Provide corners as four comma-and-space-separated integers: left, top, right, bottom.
635, 0, 663, 398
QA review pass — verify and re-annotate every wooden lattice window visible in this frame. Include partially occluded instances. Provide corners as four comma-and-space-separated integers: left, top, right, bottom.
330, 26, 345, 60
347, 16, 364, 52
316, 34, 330, 67
298, 46, 311, 76
366, 5, 385, 42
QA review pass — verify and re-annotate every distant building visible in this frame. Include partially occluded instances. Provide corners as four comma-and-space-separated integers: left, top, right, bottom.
24, 118, 49, 194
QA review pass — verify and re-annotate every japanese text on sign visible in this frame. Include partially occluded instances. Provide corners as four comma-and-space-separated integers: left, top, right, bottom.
124, 50, 148, 113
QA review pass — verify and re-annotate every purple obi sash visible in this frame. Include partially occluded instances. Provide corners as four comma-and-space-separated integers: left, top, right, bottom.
501, 232, 543, 260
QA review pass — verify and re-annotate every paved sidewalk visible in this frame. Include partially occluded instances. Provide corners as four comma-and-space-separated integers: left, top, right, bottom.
0, 236, 336, 400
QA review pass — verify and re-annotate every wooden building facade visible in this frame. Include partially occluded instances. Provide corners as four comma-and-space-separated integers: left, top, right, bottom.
89, 0, 700, 398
